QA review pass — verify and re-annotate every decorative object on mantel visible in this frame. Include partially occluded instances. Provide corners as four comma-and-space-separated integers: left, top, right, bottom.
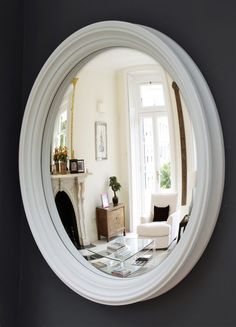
69, 159, 79, 174
58, 145, 68, 174
52, 147, 67, 174
69, 159, 85, 173
77, 159, 85, 173
52, 147, 60, 174
95, 121, 107, 160
109, 176, 121, 206
60, 162, 67, 175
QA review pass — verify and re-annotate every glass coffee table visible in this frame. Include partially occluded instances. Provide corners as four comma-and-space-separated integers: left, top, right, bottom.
87, 236, 154, 278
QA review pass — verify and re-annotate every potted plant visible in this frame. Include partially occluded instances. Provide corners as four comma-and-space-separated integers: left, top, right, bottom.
109, 176, 121, 206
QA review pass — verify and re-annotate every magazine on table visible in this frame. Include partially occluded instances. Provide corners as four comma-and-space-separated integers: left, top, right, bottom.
92, 261, 108, 269
107, 242, 126, 251
111, 268, 132, 277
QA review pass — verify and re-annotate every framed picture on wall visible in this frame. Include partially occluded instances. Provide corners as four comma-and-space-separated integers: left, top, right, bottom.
95, 121, 107, 160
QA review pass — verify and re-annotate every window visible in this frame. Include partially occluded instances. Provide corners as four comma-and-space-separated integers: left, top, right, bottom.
157, 115, 171, 189
140, 83, 165, 107
141, 113, 171, 215
127, 69, 175, 224
57, 111, 67, 147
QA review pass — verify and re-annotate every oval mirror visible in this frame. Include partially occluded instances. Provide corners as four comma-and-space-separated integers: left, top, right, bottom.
19, 21, 224, 305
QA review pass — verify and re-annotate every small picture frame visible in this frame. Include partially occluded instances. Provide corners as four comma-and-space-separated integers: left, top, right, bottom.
69, 159, 79, 174
95, 121, 107, 160
101, 192, 109, 208
77, 159, 85, 173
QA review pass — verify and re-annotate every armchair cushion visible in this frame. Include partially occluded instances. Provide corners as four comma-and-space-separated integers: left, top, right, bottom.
137, 221, 171, 237
151, 192, 178, 218
153, 205, 169, 222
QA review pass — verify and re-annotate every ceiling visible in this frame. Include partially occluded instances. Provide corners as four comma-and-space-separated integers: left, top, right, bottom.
78, 47, 159, 73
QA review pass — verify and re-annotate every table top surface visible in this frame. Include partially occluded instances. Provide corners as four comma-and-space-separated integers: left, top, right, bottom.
97, 203, 124, 210
88, 236, 154, 262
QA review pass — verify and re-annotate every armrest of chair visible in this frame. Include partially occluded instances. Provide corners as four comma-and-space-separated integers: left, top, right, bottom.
166, 210, 181, 241
166, 211, 180, 225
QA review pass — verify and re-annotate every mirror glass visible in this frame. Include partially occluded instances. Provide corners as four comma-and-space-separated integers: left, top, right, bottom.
50, 47, 197, 278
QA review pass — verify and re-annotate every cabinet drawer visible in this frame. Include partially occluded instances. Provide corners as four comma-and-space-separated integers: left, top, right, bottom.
108, 208, 124, 233
96, 204, 125, 240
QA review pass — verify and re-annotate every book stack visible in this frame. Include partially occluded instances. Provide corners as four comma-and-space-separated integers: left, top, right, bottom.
107, 242, 125, 251
111, 268, 131, 278
135, 254, 153, 266
92, 261, 107, 269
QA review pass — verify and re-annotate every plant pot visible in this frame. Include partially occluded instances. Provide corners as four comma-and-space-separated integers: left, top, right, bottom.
60, 161, 67, 174
112, 195, 119, 206
52, 162, 59, 175
55, 162, 59, 174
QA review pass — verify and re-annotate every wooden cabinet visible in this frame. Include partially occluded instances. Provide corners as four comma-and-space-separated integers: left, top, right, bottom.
96, 204, 126, 241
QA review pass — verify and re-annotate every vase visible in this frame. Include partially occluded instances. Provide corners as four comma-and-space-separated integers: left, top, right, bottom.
52, 162, 59, 174
112, 194, 119, 206
55, 162, 59, 174
60, 161, 67, 174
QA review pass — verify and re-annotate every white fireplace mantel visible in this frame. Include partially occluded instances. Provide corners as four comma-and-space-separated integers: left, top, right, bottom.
51, 172, 92, 246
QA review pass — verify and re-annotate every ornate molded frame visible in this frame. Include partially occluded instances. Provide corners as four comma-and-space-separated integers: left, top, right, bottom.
19, 21, 224, 305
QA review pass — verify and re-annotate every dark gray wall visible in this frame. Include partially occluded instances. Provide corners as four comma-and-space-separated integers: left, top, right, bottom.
1, 0, 236, 326
0, 1, 23, 327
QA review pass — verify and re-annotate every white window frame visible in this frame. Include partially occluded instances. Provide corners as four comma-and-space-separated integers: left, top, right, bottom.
127, 68, 177, 227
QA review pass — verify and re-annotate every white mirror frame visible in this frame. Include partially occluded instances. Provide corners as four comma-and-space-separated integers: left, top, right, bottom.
19, 21, 224, 305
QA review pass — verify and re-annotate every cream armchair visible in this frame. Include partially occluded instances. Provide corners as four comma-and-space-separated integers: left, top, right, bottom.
137, 193, 180, 249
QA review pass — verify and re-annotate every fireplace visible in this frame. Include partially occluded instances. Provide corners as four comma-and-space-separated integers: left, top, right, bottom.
51, 173, 91, 246
55, 191, 80, 249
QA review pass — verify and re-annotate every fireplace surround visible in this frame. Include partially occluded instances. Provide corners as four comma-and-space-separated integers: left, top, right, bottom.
51, 173, 91, 246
